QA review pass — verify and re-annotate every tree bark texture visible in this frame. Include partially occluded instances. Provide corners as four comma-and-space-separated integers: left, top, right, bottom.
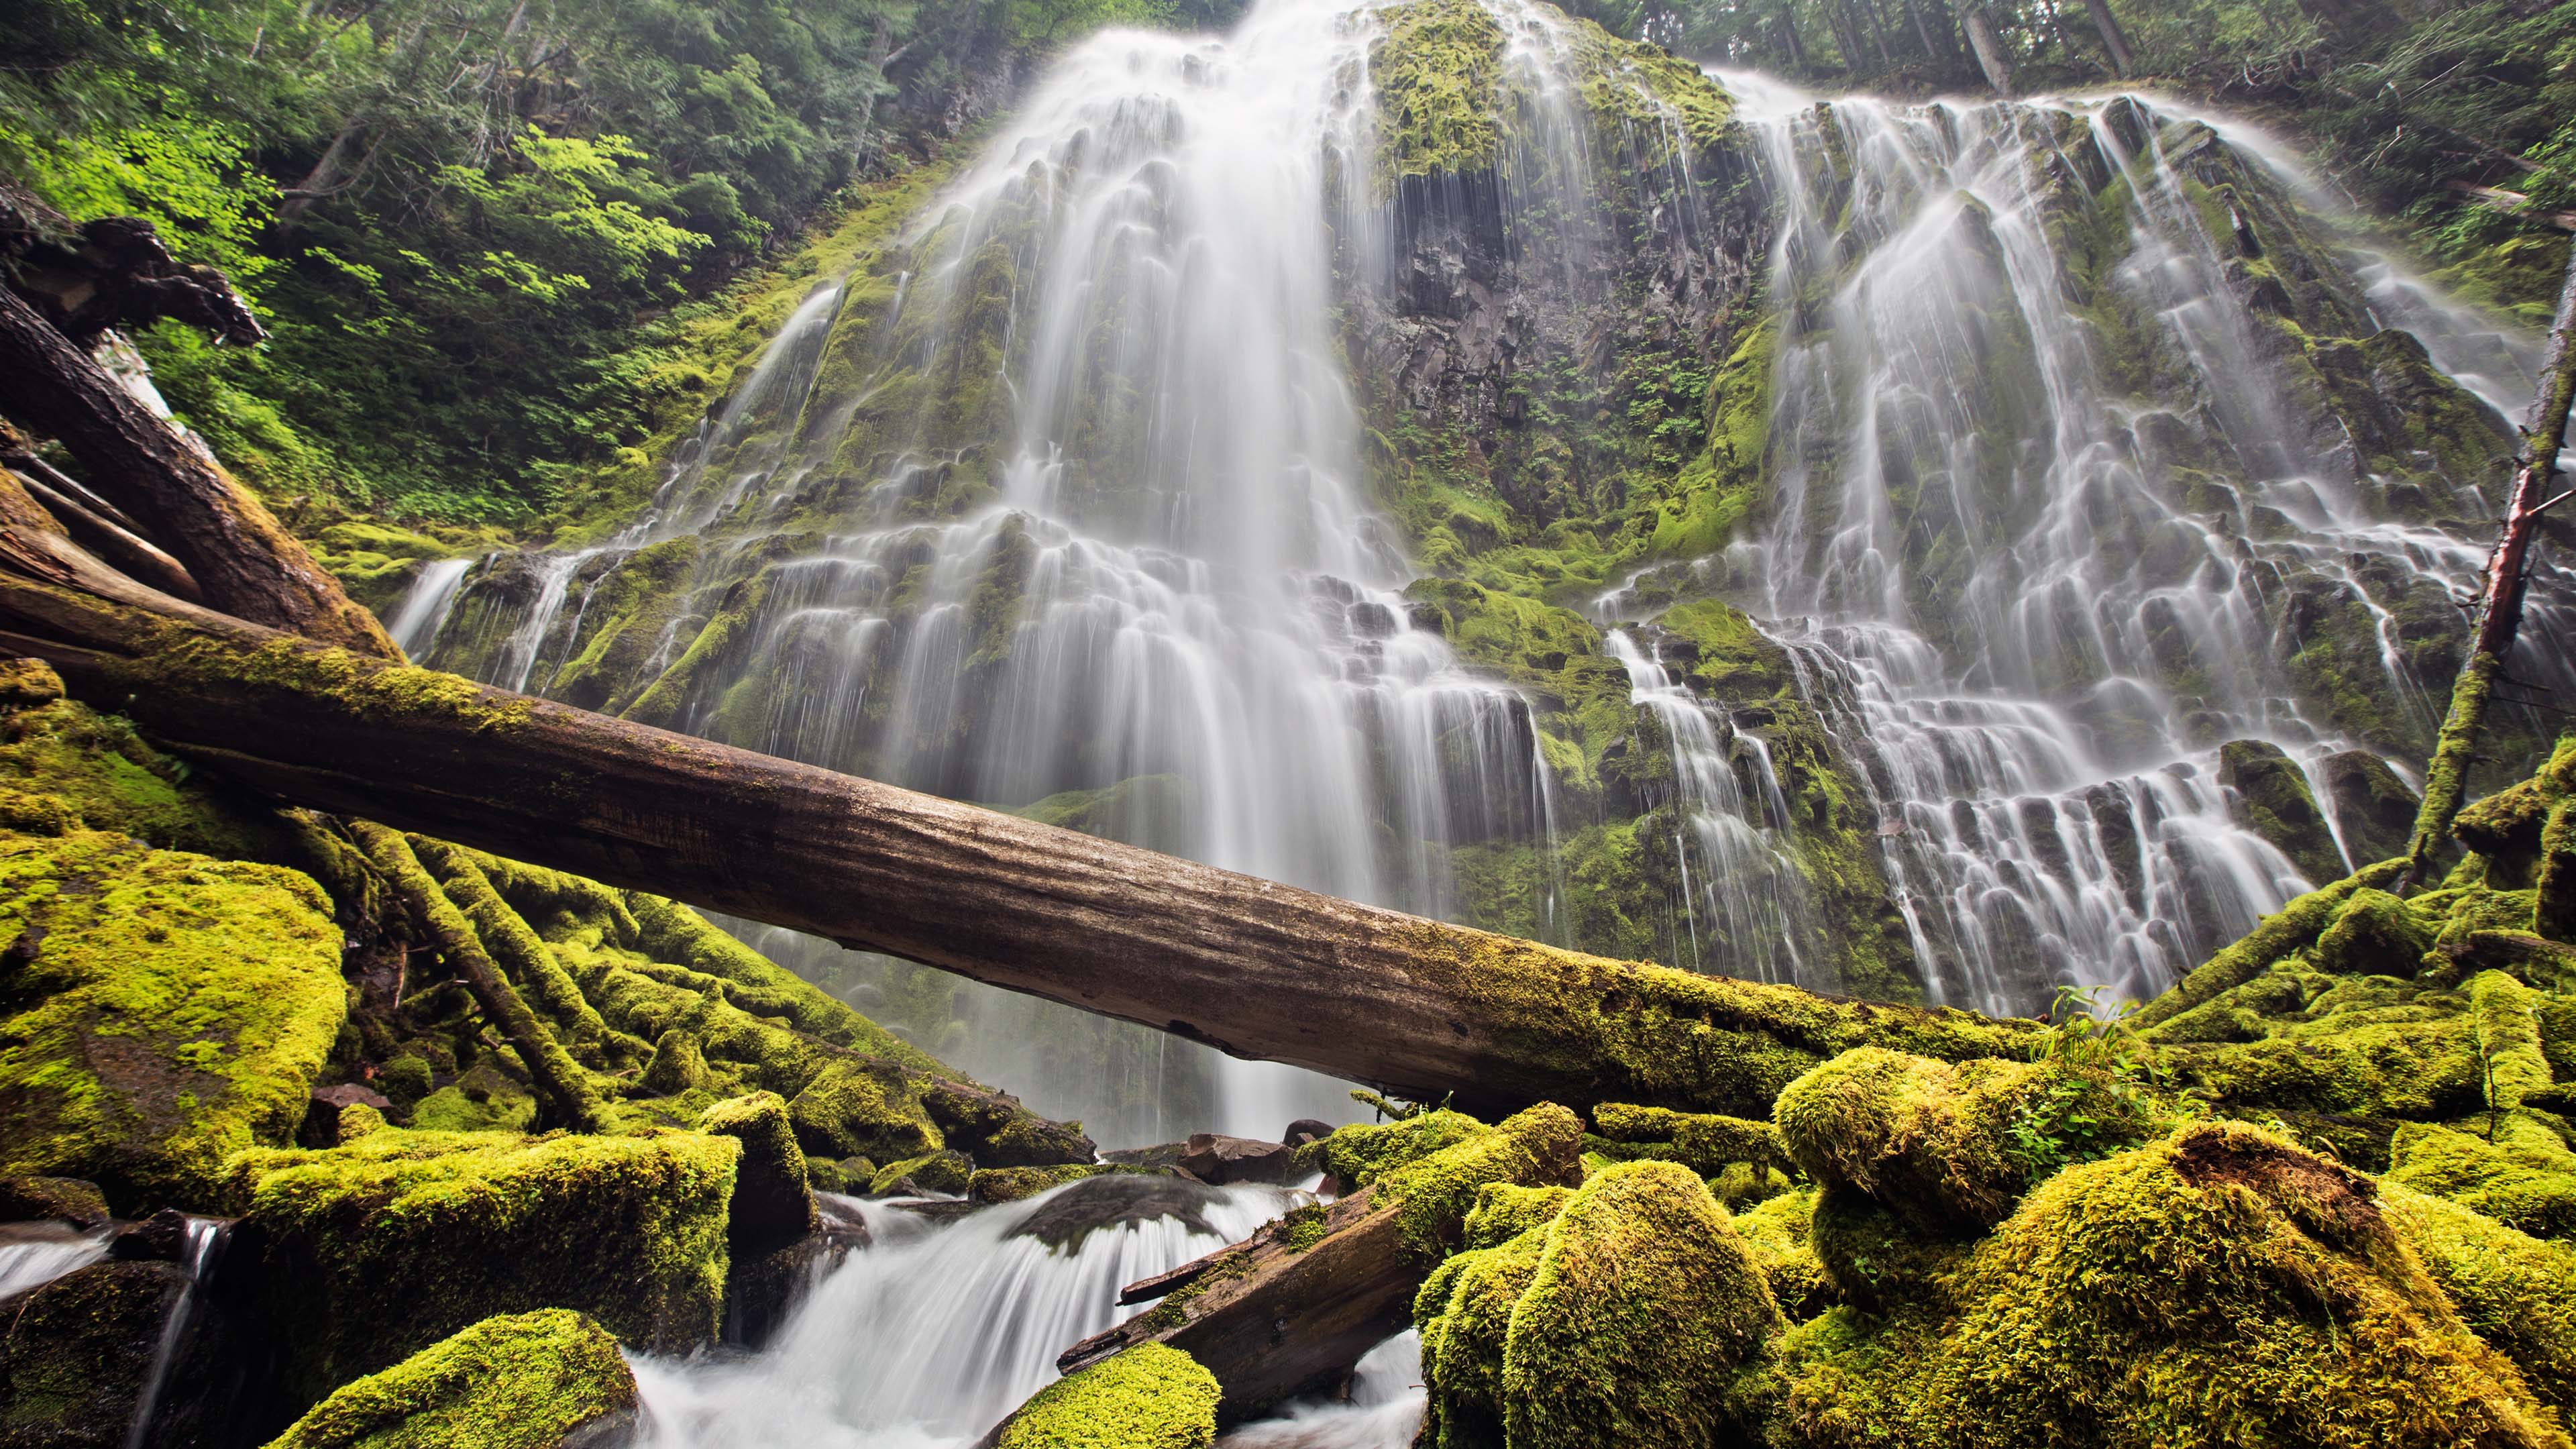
0, 286, 396, 657
1962, 4, 2017, 95
2082, 0, 2135, 74
0, 572, 2034, 1123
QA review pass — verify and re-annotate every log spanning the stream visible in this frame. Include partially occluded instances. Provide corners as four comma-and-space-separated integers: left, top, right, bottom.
0, 569, 2033, 1120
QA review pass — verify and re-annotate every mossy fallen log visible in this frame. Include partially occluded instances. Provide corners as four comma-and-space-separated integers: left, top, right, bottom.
0, 572, 2035, 1120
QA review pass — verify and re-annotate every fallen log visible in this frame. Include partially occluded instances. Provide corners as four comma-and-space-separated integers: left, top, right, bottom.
0, 284, 395, 657
0, 567, 2033, 1121
1054, 1188, 1413, 1426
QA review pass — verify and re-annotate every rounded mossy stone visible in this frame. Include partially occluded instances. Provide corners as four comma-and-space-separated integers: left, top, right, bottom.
865, 1149, 971, 1197
2217, 738, 2345, 885
1498, 1159, 1783, 1448
1417, 1226, 1548, 1449
1460, 1181, 1572, 1250
786, 1059, 942, 1163
261, 1308, 637, 1449
698, 1091, 816, 1246
0, 829, 346, 1214
1379, 1104, 1584, 1261
0, 1258, 189, 1441
1774, 1048, 2148, 1234
637, 1029, 709, 1096
1773, 1121, 2568, 1448
1301, 1109, 1488, 1186
967, 1164, 1104, 1205
2383, 1181, 2576, 1414
0, 1175, 109, 1228
991, 1342, 1218, 1449
376, 1055, 433, 1106
2312, 888, 2437, 976
221, 1126, 737, 1407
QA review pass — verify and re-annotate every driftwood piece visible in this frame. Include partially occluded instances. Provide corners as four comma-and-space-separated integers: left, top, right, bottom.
0, 569, 2034, 1122
0, 285, 394, 656
1058, 1188, 1415, 1425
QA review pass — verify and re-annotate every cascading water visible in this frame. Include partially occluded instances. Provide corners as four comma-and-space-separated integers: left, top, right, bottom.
0, 1221, 109, 1300
628, 1179, 1330, 1447
1650, 72, 2573, 1014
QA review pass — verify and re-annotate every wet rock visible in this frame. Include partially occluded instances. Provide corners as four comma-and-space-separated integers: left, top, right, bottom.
1101, 1141, 1191, 1173
1177, 1133, 1294, 1185
724, 1201, 869, 1350
0, 1258, 188, 1448
2320, 749, 2420, 867
108, 1208, 191, 1263
1007, 1174, 1228, 1252
2217, 739, 2345, 883
866, 1149, 973, 1198
0, 1177, 107, 1229
1282, 1118, 1333, 1150
700, 1091, 819, 1249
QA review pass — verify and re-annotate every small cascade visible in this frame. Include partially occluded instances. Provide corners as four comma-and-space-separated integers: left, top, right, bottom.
630, 1179, 1301, 1447
382, 555, 475, 658
0, 1221, 110, 1300
1601, 629, 1821, 988
1222, 1331, 1426, 1448
123, 1216, 227, 1449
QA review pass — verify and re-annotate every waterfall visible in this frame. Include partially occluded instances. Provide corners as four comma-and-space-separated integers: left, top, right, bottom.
1683, 74, 2571, 1014
629, 1179, 1309, 1446
0, 1222, 109, 1300
382, 555, 475, 658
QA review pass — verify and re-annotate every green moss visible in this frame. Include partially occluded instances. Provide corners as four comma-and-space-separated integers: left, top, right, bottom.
2218, 739, 2345, 883
639, 1028, 709, 1095
1379, 1104, 1585, 1260
1808, 1180, 1970, 1315
1416, 1225, 1549, 1449
1774, 1049, 2151, 1233
698, 1091, 816, 1245
221, 1126, 736, 1406
2139, 860, 2408, 1028
2312, 888, 2438, 976
2538, 798, 2575, 942
0, 1175, 109, 1226
0, 692, 276, 857
1460, 1181, 1572, 1249
787, 1059, 943, 1162
968, 1164, 1106, 1204
1589, 1102, 1786, 1177
1303, 1108, 1489, 1185
1499, 1159, 1782, 1448
2389, 1114, 2576, 1240
2469, 969, 2553, 1113
1368, 0, 1507, 196
2383, 1182, 2576, 1415
1731, 1186, 1834, 1320
992, 1342, 1218, 1449
1767, 1122, 2565, 1447
866, 1150, 971, 1197
0, 829, 345, 1213
260, 1309, 637, 1449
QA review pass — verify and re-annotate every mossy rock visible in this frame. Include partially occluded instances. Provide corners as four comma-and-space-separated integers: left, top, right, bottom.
1497, 1159, 1782, 1448
865, 1149, 971, 1197
1302, 1108, 1489, 1187
2218, 739, 2345, 884
990, 1342, 1218, 1449
1773, 1049, 2149, 1233
260, 1309, 637, 1449
1809, 1181, 1970, 1316
2388, 1115, 2576, 1240
0, 689, 278, 859
1589, 1102, 1786, 1178
1731, 1186, 1835, 1321
1764, 1122, 2569, 1447
698, 1091, 816, 1247
1460, 1181, 1572, 1250
2312, 887, 2436, 976
0, 1176, 107, 1228
0, 1258, 188, 1447
788, 1060, 942, 1163
967, 1164, 1107, 1204
221, 1126, 736, 1408
1379, 1104, 1584, 1260
2383, 1182, 2576, 1415
1416, 1224, 1548, 1449
0, 829, 345, 1213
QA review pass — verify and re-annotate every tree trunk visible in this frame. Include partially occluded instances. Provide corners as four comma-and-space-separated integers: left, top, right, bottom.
0, 571, 2033, 1123
1778, 3, 1811, 70
1962, 4, 2017, 95
0, 287, 397, 657
2082, 0, 2135, 74
2403, 241, 2576, 887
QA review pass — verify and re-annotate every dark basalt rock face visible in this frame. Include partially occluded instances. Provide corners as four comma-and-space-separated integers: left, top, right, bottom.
1006, 1174, 1230, 1252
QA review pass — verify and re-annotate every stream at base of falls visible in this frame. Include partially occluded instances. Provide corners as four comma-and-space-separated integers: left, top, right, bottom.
626, 1179, 1424, 1448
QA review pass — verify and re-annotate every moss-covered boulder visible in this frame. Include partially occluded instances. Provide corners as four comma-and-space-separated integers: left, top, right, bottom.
1772, 1048, 2149, 1233
1303, 1108, 1488, 1187
1588, 1102, 1787, 1179
2389, 1115, 2576, 1240
866, 1149, 971, 1197
260, 1309, 637, 1449
2218, 739, 2345, 883
1733, 1187, 1833, 1321
0, 1259, 189, 1447
2383, 1182, 2576, 1415
1766, 1122, 2567, 1447
0, 830, 345, 1212
2312, 887, 2436, 975
0, 1176, 107, 1228
221, 1126, 735, 1407
698, 1091, 816, 1246
1415, 1224, 1549, 1449
787, 1059, 943, 1163
0, 683, 277, 859
1378, 1104, 1584, 1260
1497, 1160, 1782, 1448
968, 1164, 1109, 1204
989, 1342, 1218, 1449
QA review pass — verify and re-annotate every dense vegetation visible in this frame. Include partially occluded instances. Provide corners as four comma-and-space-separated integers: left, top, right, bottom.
0, 0, 1176, 524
